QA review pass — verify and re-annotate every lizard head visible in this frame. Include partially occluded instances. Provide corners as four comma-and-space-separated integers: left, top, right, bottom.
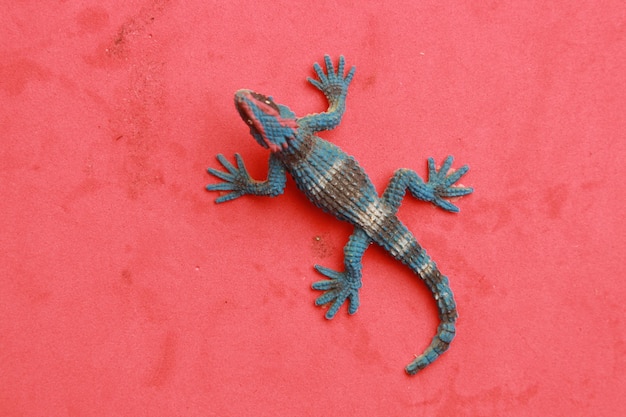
234, 89, 298, 152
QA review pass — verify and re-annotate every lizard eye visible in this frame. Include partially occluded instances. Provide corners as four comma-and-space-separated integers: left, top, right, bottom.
247, 119, 253, 125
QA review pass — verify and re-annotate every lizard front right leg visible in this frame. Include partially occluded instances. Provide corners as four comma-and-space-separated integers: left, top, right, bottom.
299, 55, 356, 132
312, 227, 370, 319
206, 153, 287, 203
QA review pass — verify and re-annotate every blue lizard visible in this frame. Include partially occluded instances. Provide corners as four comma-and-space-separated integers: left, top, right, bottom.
206, 56, 473, 374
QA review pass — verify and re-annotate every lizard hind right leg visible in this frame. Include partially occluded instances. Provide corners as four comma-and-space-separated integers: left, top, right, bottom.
380, 168, 429, 214
381, 157, 473, 213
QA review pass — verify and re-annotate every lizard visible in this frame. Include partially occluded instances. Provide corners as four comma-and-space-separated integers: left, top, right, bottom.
206, 55, 473, 374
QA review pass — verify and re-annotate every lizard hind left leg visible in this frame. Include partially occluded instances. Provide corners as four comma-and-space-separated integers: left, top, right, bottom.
312, 227, 371, 319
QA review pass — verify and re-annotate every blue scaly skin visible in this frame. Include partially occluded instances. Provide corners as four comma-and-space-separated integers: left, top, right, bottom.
206, 56, 473, 374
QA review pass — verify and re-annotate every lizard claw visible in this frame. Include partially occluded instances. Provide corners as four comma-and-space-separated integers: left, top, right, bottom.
426, 156, 473, 212
206, 153, 254, 203
312, 265, 361, 319
307, 55, 356, 100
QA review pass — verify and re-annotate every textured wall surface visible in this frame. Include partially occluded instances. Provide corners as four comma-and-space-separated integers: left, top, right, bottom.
1, 1, 624, 416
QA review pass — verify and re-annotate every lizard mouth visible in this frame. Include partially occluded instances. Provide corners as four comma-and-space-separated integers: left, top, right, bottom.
234, 90, 270, 136
234, 90, 256, 126
234, 90, 285, 151
235, 90, 279, 126
234, 89, 298, 152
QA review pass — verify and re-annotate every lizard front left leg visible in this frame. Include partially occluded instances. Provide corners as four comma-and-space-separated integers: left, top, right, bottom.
206, 153, 287, 203
312, 227, 370, 319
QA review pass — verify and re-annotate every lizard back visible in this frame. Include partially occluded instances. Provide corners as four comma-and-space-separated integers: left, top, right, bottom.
278, 133, 384, 227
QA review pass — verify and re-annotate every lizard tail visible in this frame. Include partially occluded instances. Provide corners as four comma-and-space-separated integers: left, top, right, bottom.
401, 243, 458, 374
371, 216, 458, 375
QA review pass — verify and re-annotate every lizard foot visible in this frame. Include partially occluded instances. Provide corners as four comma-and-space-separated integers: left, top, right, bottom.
425, 156, 473, 212
206, 153, 255, 203
307, 55, 355, 101
312, 265, 361, 319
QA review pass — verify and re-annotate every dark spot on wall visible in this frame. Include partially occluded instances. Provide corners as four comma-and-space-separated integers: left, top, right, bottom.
311, 234, 335, 258
76, 7, 110, 33
544, 184, 569, 219
147, 331, 177, 387
0, 57, 51, 96
121, 269, 133, 285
